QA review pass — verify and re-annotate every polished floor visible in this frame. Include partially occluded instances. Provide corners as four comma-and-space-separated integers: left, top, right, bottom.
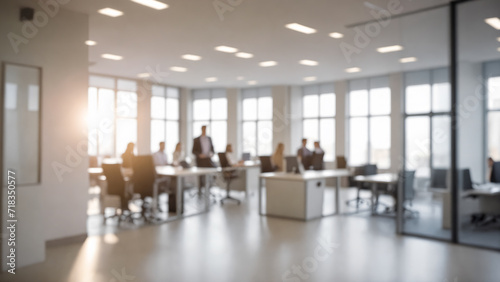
3, 190, 500, 282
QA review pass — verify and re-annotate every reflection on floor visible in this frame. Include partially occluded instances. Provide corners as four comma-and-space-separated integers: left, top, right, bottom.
4, 187, 500, 282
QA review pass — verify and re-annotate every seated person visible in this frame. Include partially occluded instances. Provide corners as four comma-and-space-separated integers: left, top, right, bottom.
172, 142, 185, 166
153, 141, 169, 166
313, 141, 324, 154
121, 142, 135, 168
272, 143, 285, 172
225, 144, 244, 167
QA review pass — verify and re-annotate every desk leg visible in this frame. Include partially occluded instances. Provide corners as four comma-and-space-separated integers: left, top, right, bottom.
176, 176, 182, 217
205, 174, 210, 212
258, 177, 262, 215
371, 183, 377, 215
153, 182, 158, 215
335, 177, 340, 215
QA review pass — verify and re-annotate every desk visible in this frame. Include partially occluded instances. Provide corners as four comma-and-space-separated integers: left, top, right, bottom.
354, 173, 398, 215
89, 166, 219, 220
156, 166, 219, 219
259, 170, 349, 220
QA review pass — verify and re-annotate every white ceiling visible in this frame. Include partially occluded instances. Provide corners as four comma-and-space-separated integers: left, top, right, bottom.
60, 0, 500, 88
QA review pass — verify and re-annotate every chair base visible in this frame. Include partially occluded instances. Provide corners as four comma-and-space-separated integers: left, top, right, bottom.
220, 195, 241, 205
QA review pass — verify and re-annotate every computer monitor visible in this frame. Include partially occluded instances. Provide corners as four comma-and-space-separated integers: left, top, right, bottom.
242, 153, 251, 161
285, 156, 303, 174
491, 162, 500, 183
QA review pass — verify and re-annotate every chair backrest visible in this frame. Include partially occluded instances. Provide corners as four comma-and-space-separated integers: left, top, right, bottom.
242, 153, 251, 161
458, 169, 473, 191
364, 164, 378, 175
102, 163, 125, 196
285, 156, 300, 173
400, 170, 416, 201
89, 156, 99, 168
430, 169, 448, 189
259, 156, 275, 173
132, 155, 156, 198
218, 153, 231, 168
336, 156, 347, 169
311, 153, 324, 170
491, 162, 500, 183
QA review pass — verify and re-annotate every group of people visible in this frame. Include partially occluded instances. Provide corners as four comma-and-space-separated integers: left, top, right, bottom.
271, 138, 324, 172
120, 125, 324, 173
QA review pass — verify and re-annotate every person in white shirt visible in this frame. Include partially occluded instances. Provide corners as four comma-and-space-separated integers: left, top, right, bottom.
172, 142, 185, 166
152, 142, 169, 166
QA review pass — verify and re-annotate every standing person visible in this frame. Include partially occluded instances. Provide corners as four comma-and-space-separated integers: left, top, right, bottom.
192, 125, 215, 192
172, 142, 185, 166
121, 142, 135, 168
313, 141, 325, 154
297, 138, 312, 167
192, 125, 215, 167
152, 141, 169, 166
272, 143, 285, 172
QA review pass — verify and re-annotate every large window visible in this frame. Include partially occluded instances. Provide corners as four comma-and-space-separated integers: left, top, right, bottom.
151, 85, 180, 161
485, 61, 500, 161
242, 88, 273, 157
348, 77, 391, 168
404, 68, 451, 178
192, 89, 227, 153
302, 84, 335, 161
88, 75, 138, 158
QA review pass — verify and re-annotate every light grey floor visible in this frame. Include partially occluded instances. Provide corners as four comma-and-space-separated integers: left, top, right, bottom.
2, 188, 500, 282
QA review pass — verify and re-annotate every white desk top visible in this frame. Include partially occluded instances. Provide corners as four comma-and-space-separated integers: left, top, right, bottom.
156, 166, 219, 176
88, 166, 219, 177
260, 169, 350, 181
354, 173, 398, 184
463, 184, 500, 197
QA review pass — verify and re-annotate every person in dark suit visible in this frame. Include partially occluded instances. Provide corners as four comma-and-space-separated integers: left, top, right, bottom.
297, 138, 312, 167
192, 125, 215, 192
192, 125, 215, 167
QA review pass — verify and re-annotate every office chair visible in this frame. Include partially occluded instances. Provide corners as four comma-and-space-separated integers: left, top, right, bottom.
345, 164, 378, 208
259, 156, 276, 173
336, 156, 347, 169
285, 156, 301, 173
399, 170, 418, 217
490, 162, 500, 183
101, 163, 135, 224
132, 155, 170, 222
218, 153, 241, 205
430, 168, 448, 190
310, 153, 325, 170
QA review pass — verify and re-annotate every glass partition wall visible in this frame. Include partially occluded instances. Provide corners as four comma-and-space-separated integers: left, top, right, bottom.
456, 0, 500, 250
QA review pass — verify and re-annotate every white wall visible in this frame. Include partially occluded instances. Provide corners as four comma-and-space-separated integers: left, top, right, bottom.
1, 0, 89, 268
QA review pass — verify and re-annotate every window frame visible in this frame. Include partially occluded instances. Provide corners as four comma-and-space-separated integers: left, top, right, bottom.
150, 85, 180, 160
347, 77, 391, 168
241, 87, 273, 157
301, 84, 336, 162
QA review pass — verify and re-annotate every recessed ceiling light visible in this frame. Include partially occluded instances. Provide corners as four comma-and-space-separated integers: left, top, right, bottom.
205, 77, 217, 82
215, 46, 238, 53
170, 66, 187, 72
182, 54, 202, 61
399, 57, 417, 63
131, 0, 168, 10
299, 60, 318, 66
498, 47, 500, 52
247, 80, 257, 85
345, 67, 361, 73
259, 61, 277, 67
497, 37, 500, 42
137, 73, 151, 78
98, 8, 123, 17
237, 76, 245, 80
377, 45, 403, 53
285, 23, 317, 34
329, 32, 344, 39
303, 76, 317, 82
485, 17, 500, 30
85, 40, 97, 46
236, 52, 253, 59
101, 53, 123, 60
